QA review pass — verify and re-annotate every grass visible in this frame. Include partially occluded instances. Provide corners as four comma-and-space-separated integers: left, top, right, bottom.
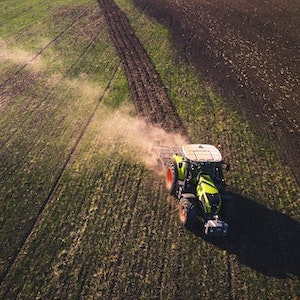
0, 0, 299, 299
0, 0, 121, 278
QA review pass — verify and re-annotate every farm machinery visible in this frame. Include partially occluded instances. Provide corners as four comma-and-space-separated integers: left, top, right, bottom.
154, 144, 234, 237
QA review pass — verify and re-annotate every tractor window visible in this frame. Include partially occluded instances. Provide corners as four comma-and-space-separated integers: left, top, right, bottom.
202, 164, 211, 176
201, 163, 223, 180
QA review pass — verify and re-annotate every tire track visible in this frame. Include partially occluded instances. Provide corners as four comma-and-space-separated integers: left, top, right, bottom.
226, 252, 237, 300
0, 2, 94, 90
97, 0, 186, 135
0, 1, 50, 27
0, 62, 121, 290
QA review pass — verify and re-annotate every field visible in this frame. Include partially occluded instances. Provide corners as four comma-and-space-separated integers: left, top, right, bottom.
0, 0, 299, 299
134, 0, 300, 181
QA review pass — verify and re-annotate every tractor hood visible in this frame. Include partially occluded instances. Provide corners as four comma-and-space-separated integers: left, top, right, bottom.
196, 174, 222, 214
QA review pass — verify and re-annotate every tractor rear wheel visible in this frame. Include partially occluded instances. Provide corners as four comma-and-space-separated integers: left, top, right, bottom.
179, 197, 197, 230
166, 161, 178, 196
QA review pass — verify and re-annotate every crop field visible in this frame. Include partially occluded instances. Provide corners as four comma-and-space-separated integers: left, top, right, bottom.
0, 0, 299, 299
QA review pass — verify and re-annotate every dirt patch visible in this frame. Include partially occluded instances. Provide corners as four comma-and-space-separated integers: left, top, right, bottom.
0, 41, 45, 109
133, 0, 300, 182
0, 70, 42, 109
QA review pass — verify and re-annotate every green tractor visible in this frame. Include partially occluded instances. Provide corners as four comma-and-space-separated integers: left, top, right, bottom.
157, 144, 233, 236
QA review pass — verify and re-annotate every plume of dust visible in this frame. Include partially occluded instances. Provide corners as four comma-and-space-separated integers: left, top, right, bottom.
101, 107, 188, 176
0, 39, 45, 71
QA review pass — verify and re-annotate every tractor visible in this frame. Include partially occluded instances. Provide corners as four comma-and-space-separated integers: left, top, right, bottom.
156, 144, 234, 236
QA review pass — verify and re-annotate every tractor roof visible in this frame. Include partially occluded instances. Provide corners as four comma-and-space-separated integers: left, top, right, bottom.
182, 144, 222, 162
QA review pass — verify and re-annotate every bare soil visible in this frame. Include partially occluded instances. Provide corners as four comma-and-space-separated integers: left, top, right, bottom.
133, 0, 300, 182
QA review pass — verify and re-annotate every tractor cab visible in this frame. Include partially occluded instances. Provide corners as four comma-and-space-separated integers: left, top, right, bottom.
154, 143, 232, 236
174, 144, 228, 194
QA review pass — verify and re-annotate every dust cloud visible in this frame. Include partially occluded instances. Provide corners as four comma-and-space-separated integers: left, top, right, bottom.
0, 40, 187, 175
0, 39, 45, 71
99, 106, 188, 174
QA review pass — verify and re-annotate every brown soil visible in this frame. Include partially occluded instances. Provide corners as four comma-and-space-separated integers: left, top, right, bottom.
133, 0, 300, 182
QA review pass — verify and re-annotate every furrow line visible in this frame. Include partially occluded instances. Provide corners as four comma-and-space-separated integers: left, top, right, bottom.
116, 6, 183, 131
112, 17, 162, 124
108, 7, 158, 122
0, 63, 120, 289
114, 13, 166, 121
0, 2, 94, 88
227, 253, 235, 300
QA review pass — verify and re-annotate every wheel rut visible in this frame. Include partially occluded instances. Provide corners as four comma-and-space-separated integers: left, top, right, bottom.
97, 0, 186, 135
0, 3, 115, 288
0, 64, 120, 293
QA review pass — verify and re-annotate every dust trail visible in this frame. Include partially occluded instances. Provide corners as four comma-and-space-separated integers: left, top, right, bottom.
99, 106, 188, 173
0, 39, 45, 72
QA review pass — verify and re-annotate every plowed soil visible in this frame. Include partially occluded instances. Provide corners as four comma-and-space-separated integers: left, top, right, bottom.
98, 0, 187, 135
133, 0, 300, 182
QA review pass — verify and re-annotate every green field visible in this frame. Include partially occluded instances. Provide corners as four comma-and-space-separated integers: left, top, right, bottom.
0, 0, 299, 299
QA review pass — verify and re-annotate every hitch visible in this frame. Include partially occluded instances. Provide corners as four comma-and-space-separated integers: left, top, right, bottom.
204, 216, 229, 236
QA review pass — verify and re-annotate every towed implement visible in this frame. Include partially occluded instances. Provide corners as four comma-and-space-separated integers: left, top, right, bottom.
155, 144, 235, 237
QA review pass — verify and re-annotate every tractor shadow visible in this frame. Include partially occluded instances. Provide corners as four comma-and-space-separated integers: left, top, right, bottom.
191, 192, 300, 278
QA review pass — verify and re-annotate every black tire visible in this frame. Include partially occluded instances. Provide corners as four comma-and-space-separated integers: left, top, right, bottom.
166, 161, 178, 196
178, 197, 198, 230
